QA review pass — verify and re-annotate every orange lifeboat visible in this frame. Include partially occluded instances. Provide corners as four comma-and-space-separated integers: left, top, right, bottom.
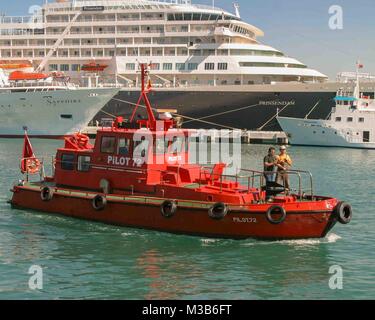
81, 62, 108, 72
8, 71, 50, 81
0, 60, 33, 70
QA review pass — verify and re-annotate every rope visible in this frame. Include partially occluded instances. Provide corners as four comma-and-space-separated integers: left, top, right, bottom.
104, 96, 290, 132
257, 102, 292, 130
111, 97, 243, 130
183, 103, 260, 124
304, 100, 321, 119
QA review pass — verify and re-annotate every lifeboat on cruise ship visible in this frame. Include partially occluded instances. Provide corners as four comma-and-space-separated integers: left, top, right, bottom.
8, 71, 51, 81
81, 62, 108, 72
9, 64, 352, 240
0, 60, 33, 72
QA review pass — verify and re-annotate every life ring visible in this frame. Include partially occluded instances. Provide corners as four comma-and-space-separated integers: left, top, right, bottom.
266, 205, 287, 225
334, 202, 353, 225
208, 202, 228, 220
92, 195, 107, 211
40, 186, 54, 202
161, 200, 177, 218
23, 157, 41, 174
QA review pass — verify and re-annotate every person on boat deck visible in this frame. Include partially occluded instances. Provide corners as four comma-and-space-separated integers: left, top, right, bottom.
263, 147, 277, 183
276, 146, 293, 190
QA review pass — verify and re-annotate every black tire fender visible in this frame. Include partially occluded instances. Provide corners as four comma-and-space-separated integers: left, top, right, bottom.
335, 201, 353, 225
266, 205, 287, 225
209, 202, 228, 220
40, 186, 54, 202
92, 195, 107, 211
161, 200, 177, 218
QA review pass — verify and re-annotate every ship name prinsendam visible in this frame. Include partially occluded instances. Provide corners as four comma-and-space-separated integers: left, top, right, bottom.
259, 100, 296, 106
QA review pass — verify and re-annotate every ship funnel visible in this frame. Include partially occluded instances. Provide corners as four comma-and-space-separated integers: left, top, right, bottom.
233, 3, 241, 19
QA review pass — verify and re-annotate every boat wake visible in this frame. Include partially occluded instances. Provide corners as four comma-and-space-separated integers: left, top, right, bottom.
199, 233, 342, 247
240, 233, 342, 247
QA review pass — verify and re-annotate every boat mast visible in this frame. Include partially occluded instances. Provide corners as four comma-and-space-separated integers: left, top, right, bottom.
129, 63, 156, 127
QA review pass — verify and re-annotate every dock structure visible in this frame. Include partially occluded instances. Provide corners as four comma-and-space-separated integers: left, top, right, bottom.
240, 130, 289, 145
82, 126, 288, 145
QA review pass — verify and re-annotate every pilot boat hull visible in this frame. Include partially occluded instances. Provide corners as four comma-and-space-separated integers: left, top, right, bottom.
11, 184, 339, 240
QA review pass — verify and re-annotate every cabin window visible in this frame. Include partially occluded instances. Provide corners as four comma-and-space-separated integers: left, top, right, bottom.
335, 117, 342, 122
359, 118, 365, 123
77, 156, 91, 172
118, 138, 131, 156
347, 117, 353, 122
101, 136, 116, 153
61, 154, 75, 171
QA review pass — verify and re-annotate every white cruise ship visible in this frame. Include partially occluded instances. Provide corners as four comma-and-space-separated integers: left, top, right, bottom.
0, 0, 374, 130
0, 69, 119, 137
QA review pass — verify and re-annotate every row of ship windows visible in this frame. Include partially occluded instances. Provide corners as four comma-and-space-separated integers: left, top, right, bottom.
335, 117, 365, 123
48, 62, 304, 72
45, 12, 240, 23
167, 13, 240, 22
49, 63, 229, 72
0, 48, 283, 59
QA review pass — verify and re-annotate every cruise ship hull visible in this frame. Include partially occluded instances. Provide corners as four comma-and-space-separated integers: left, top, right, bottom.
0, 88, 118, 138
100, 83, 359, 131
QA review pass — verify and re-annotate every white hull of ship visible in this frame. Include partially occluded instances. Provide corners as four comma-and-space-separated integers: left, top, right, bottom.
0, 88, 118, 137
277, 117, 375, 149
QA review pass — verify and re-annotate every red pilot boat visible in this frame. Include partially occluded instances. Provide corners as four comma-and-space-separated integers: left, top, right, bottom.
10, 65, 352, 240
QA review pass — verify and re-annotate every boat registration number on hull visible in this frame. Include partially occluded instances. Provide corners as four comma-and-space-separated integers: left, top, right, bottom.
233, 217, 257, 223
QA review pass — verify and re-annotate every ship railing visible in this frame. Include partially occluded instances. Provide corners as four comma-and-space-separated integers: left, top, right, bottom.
198, 166, 315, 201
244, 169, 315, 201
9, 81, 77, 90
0, 16, 36, 24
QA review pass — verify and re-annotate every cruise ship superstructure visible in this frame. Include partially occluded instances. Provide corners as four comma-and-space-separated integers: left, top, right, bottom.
0, 0, 327, 86
0, 0, 374, 131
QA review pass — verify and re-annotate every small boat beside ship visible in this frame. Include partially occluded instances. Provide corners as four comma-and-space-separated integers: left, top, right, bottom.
277, 75, 375, 149
9, 65, 353, 240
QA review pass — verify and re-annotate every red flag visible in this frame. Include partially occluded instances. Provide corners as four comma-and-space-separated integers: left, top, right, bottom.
21, 131, 35, 173
357, 62, 364, 69
147, 79, 152, 91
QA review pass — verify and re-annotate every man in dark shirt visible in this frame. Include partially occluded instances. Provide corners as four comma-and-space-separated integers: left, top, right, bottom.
264, 147, 277, 183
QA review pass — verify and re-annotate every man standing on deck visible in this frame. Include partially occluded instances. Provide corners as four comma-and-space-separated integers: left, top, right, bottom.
276, 146, 293, 190
264, 147, 277, 183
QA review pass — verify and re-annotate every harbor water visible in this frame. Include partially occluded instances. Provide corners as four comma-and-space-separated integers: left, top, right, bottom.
0, 139, 374, 300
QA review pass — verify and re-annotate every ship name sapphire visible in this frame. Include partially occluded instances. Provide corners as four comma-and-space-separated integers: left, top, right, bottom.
259, 100, 296, 106
46, 99, 82, 105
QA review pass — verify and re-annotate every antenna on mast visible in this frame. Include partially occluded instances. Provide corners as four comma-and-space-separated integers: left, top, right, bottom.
233, 3, 241, 19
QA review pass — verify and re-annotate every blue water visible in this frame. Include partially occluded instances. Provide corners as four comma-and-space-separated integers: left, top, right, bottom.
0, 139, 374, 299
